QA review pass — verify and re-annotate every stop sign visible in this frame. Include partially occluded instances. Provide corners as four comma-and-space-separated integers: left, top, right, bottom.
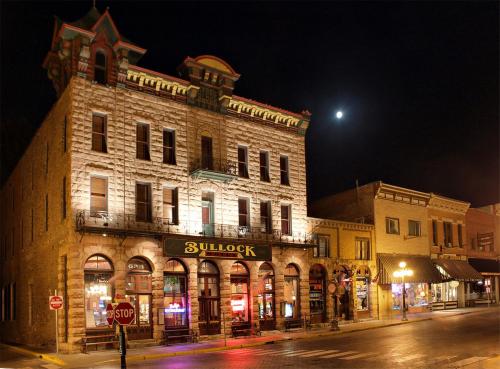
49, 296, 64, 310
106, 303, 115, 326
114, 302, 135, 326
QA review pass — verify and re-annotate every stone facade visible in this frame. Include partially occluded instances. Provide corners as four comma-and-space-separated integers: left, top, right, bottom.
0, 7, 325, 353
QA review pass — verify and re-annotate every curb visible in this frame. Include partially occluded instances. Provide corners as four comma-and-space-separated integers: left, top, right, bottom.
0, 343, 67, 366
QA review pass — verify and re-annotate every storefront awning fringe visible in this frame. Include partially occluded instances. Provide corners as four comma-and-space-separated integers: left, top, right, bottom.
377, 253, 443, 284
433, 259, 483, 282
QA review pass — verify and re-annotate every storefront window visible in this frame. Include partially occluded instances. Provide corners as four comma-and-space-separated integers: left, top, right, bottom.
258, 262, 275, 330
356, 265, 370, 312
84, 255, 113, 329
309, 264, 326, 323
392, 283, 429, 310
284, 263, 300, 319
230, 262, 250, 323
164, 259, 188, 328
432, 281, 458, 302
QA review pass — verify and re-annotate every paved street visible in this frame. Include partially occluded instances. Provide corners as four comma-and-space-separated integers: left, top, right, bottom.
1, 309, 498, 369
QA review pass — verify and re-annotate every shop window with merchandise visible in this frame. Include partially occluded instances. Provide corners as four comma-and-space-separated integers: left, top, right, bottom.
356, 265, 371, 318
164, 259, 188, 330
84, 255, 114, 329
392, 282, 429, 313
258, 262, 276, 330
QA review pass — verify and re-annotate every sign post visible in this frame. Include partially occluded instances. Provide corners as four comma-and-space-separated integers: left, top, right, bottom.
112, 301, 135, 369
49, 292, 64, 353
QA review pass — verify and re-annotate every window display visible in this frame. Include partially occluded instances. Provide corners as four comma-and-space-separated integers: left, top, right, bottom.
164, 259, 188, 328
84, 255, 113, 329
356, 277, 369, 311
309, 264, 326, 323
431, 281, 458, 303
392, 283, 429, 309
230, 262, 250, 323
258, 263, 275, 326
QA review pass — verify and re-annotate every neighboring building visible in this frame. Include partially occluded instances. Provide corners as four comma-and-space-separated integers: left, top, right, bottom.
0, 7, 320, 352
427, 194, 482, 310
306, 218, 376, 322
311, 182, 442, 318
466, 204, 500, 304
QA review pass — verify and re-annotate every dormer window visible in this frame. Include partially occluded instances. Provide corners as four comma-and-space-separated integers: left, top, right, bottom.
94, 50, 107, 85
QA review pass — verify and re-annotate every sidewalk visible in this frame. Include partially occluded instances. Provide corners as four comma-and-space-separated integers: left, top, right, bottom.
3, 305, 498, 368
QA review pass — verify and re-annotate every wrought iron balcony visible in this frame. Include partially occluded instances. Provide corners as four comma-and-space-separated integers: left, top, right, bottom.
75, 210, 317, 247
189, 158, 237, 182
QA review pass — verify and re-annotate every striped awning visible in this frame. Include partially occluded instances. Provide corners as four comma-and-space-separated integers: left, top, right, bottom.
433, 259, 483, 282
377, 254, 443, 284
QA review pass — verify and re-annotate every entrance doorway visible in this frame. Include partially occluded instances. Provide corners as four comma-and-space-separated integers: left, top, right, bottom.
258, 262, 276, 330
126, 257, 153, 340
198, 260, 221, 335
202, 192, 214, 236
309, 264, 327, 323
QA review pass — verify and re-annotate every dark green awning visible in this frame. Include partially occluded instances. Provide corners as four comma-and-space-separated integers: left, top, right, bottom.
433, 259, 483, 282
377, 254, 443, 284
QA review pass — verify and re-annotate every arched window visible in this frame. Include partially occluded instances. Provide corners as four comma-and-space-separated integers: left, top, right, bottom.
126, 257, 153, 339
258, 262, 275, 330
164, 259, 188, 329
198, 260, 220, 335
309, 264, 327, 323
94, 50, 107, 85
84, 255, 113, 329
230, 262, 250, 325
284, 263, 300, 320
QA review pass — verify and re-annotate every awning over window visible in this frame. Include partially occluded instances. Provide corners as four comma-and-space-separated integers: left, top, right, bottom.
433, 259, 483, 282
377, 254, 443, 284
467, 258, 500, 276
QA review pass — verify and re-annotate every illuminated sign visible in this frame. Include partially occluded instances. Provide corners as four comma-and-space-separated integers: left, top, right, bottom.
164, 238, 271, 261
165, 303, 186, 313
231, 299, 245, 312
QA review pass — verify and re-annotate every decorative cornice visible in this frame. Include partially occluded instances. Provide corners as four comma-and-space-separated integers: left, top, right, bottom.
428, 193, 470, 214
126, 69, 188, 95
307, 217, 374, 231
227, 98, 302, 127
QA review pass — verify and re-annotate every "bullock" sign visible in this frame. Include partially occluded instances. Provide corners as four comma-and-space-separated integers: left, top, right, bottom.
163, 238, 272, 261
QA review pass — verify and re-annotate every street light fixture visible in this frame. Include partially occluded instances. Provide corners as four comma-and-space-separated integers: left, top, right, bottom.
393, 261, 413, 321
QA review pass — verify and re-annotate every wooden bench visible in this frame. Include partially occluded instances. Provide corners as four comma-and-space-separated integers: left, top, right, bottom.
284, 319, 303, 331
81, 334, 118, 353
231, 322, 261, 337
163, 329, 198, 345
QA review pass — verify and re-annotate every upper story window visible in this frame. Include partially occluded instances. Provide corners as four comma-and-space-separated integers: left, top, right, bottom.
280, 204, 291, 235
408, 220, 421, 237
314, 235, 330, 258
458, 224, 463, 247
432, 220, 438, 245
238, 146, 249, 178
90, 176, 107, 216
385, 217, 399, 235
355, 238, 371, 260
260, 151, 270, 182
94, 50, 107, 85
260, 201, 272, 234
238, 198, 250, 232
443, 222, 453, 247
280, 155, 290, 185
163, 129, 176, 165
163, 188, 178, 225
92, 114, 107, 153
201, 136, 213, 169
136, 183, 152, 222
136, 123, 150, 160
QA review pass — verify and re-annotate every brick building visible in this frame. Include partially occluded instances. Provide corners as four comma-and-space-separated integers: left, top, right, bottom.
0, 7, 374, 353
465, 204, 500, 304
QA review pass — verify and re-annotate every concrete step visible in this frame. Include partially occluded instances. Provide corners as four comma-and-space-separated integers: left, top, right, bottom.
127, 339, 157, 349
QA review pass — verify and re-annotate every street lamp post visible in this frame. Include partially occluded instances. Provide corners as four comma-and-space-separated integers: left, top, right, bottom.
393, 261, 413, 321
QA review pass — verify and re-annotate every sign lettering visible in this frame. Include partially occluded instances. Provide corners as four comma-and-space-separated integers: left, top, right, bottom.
164, 238, 271, 261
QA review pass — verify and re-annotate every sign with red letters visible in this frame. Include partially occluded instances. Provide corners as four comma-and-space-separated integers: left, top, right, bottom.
113, 302, 135, 326
49, 296, 64, 310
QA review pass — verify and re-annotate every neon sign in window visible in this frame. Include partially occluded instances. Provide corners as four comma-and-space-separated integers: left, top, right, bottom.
231, 299, 245, 312
165, 303, 186, 313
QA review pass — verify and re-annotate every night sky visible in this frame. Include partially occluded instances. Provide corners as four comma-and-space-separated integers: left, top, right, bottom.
1, 1, 498, 207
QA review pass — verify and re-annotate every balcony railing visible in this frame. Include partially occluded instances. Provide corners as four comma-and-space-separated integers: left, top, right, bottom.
189, 158, 237, 181
76, 210, 317, 246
